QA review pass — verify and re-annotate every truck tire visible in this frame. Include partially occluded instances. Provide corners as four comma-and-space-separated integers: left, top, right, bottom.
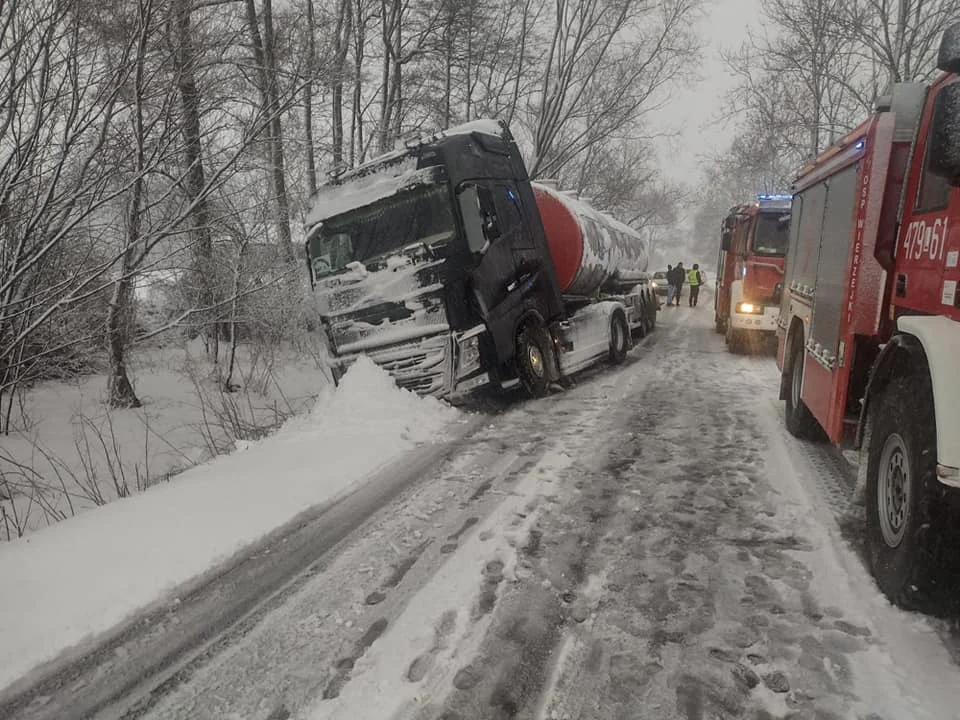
609, 312, 629, 364
865, 368, 954, 612
784, 337, 819, 438
516, 323, 551, 398
715, 315, 727, 334
726, 324, 744, 354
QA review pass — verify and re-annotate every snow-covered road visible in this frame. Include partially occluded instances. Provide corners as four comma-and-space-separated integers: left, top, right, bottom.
9, 302, 960, 720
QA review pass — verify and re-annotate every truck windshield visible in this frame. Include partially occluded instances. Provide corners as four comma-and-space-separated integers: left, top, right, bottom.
307, 186, 455, 279
752, 212, 790, 256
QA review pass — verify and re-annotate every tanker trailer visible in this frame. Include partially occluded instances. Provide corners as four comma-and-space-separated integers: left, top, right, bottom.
531, 182, 658, 378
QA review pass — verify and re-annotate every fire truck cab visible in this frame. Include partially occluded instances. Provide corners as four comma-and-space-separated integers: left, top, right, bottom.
776, 23, 960, 610
715, 194, 791, 352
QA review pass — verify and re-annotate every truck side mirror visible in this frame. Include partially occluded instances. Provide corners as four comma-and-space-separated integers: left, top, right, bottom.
720, 228, 732, 252
927, 82, 960, 186
937, 22, 960, 73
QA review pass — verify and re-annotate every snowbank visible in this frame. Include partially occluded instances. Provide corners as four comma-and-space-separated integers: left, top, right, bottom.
0, 357, 461, 693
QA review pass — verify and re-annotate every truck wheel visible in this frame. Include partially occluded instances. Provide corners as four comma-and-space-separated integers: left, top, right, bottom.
516, 323, 551, 398
726, 324, 743, 354
865, 368, 952, 611
784, 337, 819, 438
609, 312, 629, 364
715, 315, 727, 334
634, 298, 647, 339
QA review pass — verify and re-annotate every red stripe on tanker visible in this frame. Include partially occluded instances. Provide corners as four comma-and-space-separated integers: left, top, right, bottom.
532, 182, 649, 296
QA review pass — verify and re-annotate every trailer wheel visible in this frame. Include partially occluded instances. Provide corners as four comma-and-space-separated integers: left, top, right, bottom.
865, 368, 954, 612
516, 323, 551, 398
609, 312, 629, 364
784, 336, 819, 438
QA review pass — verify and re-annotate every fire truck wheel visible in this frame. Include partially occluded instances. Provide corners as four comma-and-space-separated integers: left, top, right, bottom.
784, 338, 818, 438
715, 316, 727, 334
865, 368, 952, 612
609, 312, 629, 365
726, 325, 744, 354
516, 322, 552, 398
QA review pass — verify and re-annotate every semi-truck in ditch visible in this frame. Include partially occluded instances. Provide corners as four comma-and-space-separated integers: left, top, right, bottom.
714, 194, 792, 352
776, 23, 960, 610
303, 119, 658, 400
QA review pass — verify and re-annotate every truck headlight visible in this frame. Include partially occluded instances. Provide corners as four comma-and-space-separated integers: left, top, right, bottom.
457, 333, 482, 377
737, 302, 763, 314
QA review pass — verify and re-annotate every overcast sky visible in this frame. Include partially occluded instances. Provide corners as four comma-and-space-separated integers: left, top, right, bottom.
649, 0, 764, 188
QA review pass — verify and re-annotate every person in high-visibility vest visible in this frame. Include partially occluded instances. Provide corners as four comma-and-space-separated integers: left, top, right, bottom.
687, 264, 704, 307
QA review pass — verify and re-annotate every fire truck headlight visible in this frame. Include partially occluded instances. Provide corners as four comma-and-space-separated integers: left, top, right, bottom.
737, 302, 762, 314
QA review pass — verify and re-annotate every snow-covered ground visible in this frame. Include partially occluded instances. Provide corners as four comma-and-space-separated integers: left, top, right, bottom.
4, 303, 960, 720
0, 355, 462, 694
31, 302, 946, 720
0, 340, 333, 539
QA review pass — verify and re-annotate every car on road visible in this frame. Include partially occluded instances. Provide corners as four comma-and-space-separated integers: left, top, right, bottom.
652, 270, 669, 298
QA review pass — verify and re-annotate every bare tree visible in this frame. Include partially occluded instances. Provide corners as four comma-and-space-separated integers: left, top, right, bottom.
172, 0, 218, 359
527, 0, 700, 180
244, 0, 295, 261
843, 0, 960, 87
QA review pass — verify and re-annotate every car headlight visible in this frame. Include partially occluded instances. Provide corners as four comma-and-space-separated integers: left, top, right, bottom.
651, 280, 658, 288
736, 302, 763, 314
457, 333, 482, 377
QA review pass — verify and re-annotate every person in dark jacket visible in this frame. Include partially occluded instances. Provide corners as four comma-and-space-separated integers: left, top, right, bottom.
671, 262, 685, 306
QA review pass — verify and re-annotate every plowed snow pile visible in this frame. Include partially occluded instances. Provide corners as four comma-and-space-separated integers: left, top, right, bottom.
0, 357, 460, 692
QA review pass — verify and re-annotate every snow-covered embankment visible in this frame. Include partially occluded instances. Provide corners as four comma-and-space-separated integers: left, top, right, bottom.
0, 357, 461, 693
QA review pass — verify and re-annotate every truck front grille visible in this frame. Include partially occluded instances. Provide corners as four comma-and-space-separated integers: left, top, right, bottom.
362, 332, 452, 397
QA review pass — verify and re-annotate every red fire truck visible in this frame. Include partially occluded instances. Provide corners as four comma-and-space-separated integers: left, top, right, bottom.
715, 194, 792, 352
776, 23, 960, 610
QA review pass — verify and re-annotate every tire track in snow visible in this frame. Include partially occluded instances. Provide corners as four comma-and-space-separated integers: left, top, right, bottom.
118, 326, 668, 720
530, 312, 895, 720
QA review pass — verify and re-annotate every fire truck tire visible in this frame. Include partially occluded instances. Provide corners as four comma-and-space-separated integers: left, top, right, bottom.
609, 312, 629, 365
516, 322, 552, 398
726, 325, 744, 354
715, 316, 727, 334
865, 368, 956, 612
784, 339, 818, 438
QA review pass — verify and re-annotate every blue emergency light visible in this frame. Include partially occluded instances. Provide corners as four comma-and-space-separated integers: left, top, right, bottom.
854, 138, 866, 151
757, 194, 792, 202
